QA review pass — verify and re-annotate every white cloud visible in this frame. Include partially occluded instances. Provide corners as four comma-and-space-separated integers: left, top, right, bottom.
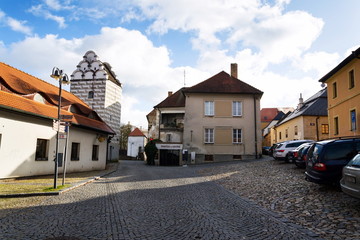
28, 4, 67, 28
0, 27, 209, 127
0, 10, 33, 35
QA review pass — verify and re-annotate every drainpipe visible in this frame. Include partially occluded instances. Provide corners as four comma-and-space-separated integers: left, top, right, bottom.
316, 117, 320, 141
253, 95, 258, 159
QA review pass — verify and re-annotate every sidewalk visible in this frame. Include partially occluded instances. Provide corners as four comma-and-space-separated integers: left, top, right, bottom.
0, 162, 118, 198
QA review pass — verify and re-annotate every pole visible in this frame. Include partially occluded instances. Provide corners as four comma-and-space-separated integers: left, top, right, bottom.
54, 80, 62, 189
62, 124, 70, 186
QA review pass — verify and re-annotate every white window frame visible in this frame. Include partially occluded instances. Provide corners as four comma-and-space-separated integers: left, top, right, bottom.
232, 101, 242, 117
233, 129, 242, 143
204, 128, 214, 143
204, 101, 214, 116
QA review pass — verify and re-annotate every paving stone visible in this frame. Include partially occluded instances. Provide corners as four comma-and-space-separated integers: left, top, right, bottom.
0, 159, 322, 240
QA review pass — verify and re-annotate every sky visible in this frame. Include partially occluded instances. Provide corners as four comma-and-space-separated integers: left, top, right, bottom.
1, 0, 360, 129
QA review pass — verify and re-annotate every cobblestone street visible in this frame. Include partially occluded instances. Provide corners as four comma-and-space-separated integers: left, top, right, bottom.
0, 160, 319, 240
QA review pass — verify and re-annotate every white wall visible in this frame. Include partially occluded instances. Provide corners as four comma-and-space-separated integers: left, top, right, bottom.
0, 110, 108, 178
127, 136, 145, 158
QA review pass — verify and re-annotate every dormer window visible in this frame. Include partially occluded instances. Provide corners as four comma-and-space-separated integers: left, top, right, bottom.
88, 91, 94, 99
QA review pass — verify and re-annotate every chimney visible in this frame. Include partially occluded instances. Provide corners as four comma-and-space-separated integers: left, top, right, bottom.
297, 93, 304, 109
231, 63, 238, 79
168, 91, 173, 97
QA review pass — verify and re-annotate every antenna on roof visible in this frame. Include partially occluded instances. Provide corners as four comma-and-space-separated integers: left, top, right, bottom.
184, 69, 186, 87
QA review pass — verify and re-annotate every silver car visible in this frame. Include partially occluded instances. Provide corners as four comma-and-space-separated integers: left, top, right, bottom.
340, 153, 360, 199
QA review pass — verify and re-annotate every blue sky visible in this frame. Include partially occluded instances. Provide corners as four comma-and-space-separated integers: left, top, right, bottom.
1, 0, 360, 128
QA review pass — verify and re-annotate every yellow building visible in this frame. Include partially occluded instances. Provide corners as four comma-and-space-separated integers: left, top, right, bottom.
319, 47, 360, 138
272, 89, 329, 143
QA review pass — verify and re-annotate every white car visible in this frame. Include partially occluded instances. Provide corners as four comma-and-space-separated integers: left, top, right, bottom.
273, 140, 314, 162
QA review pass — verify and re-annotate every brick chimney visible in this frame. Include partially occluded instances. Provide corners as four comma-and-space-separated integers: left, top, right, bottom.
168, 91, 173, 97
231, 63, 238, 79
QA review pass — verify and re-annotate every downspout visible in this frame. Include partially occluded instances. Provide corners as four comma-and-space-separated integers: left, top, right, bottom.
254, 95, 258, 159
316, 116, 320, 141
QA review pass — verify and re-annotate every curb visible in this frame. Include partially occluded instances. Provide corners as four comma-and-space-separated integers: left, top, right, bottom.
0, 164, 118, 198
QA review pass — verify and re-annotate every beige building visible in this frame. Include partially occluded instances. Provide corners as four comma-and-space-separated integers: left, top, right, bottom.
149, 64, 263, 165
319, 47, 360, 138
271, 89, 328, 143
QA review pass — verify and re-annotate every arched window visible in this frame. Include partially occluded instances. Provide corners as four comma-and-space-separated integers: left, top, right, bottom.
88, 91, 94, 99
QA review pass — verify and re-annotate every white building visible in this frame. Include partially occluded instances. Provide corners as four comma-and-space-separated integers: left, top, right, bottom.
0, 62, 114, 178
70, 51, 122, 161
127, 128, 146, 158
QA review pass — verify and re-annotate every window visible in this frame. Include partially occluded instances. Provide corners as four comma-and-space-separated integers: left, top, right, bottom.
166, 134, 172, 142
349, 70, 355, 89
35, 139, 49, 161
285, 129, 288, 138
334, 117, 339, 135
71, 142, 80, 161
321, 124, 329, 134
279, 132, 282, 140
88, 91, 94, 99
332, 82, 337, 98
232, 101, 242, 116
204, 128, 214, 143
204, 101, 214, 116
0, 133, 2, 149
204, 155, 214, 161
233, 129, 242, 143
351, 109, 356, 131
92, 145, 99, 161
294, 126, 298, 135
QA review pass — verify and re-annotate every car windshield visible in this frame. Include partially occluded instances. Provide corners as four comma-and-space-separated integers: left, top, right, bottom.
348, 154, 360, 167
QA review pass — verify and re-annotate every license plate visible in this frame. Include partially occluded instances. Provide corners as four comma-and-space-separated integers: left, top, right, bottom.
345, 175, 356, 184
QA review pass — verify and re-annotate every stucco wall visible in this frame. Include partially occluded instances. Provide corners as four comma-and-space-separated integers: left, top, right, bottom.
127, 136, 145, 157
326, 59, 360, 138
182, 93, 262, 162
0, 110, 107, 178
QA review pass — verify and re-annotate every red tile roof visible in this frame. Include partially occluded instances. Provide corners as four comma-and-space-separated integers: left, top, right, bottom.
155, 88, 187, 108
0, 62, 114, 134
184, 71, 263, 95
260, 108, 279, 122
129, 128, 146, 137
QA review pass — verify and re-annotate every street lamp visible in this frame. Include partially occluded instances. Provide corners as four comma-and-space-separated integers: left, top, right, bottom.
51, 67, 70, 189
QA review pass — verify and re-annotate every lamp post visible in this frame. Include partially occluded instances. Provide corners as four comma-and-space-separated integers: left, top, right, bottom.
50, 67, 70, 189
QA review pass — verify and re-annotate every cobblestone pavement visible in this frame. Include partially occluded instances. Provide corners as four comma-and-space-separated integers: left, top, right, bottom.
199, 156, 360, 240
0, 160, 320, 240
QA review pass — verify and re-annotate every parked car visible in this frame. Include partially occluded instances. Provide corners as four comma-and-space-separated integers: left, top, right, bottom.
269, 142, 282, 159
340, 154, 360, 199
273, 140, 313, 162
294, 143, 313, 168
262, 146, 270, 155
305, 138, 360, 185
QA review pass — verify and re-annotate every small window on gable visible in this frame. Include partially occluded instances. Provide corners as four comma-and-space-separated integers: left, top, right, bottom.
88, 91, 94, 99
